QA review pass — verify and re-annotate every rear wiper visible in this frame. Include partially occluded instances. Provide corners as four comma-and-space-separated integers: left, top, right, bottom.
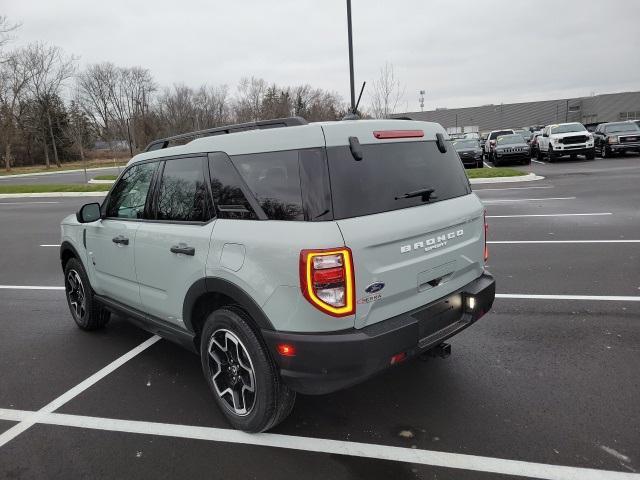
394, 187, 437, 202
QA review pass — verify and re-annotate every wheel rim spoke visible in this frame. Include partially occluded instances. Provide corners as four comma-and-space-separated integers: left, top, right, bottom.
207, 328, 256, 416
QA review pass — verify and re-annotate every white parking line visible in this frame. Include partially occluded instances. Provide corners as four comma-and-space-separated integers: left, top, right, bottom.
531, 159, 545, 164
489, 240, 640, 244
40, 244, 61, 247
0, 285, 64, 290
483, 197, 575, 203
0, 335, 160, 448
0, 409, 634, 480
482, 161, 493, 168
496, 294, 640, 302
475, 185, 552, 192
487, 213, 612, 218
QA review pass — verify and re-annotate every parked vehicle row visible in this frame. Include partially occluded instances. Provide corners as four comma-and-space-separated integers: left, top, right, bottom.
454, 120, 640, 168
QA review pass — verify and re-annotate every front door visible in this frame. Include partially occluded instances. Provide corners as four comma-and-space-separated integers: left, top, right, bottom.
86, 161, 158, 308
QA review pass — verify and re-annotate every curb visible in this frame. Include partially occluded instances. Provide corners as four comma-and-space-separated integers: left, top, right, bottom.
0, 192, 107, 199
469, 173, 544, 184
88, 179, 115, 184
0, 165, 125, 180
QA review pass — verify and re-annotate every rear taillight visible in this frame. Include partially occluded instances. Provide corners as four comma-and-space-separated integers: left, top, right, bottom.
483, 210, 489, 262
300, 248, 355, 317
373, 130, 424, 139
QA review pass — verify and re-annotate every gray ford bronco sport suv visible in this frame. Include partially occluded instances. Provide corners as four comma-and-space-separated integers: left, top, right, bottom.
60, 117, 495, 432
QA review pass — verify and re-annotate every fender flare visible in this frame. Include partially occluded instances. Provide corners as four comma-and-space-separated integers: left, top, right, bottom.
183, 277, 275, 333
60, 240, 82, 267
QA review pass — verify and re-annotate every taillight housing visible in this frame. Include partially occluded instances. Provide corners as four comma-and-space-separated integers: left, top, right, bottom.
483, 210, 489, 262
300, 248, 355, 317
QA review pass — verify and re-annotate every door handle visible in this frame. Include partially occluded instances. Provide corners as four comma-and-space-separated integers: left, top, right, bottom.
170, 244, 195, 256
112, 235, 129, 245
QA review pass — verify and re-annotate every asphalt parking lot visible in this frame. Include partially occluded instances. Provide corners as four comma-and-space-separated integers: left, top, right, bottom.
0, 156, 639, 479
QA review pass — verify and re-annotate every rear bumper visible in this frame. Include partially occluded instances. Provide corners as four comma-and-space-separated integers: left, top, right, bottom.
262, 273, 495, 395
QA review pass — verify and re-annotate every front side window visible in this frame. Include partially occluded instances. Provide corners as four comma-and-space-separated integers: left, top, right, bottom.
155, 157, 210, 222
106, 162, 157, 219
231, 151, 304, 221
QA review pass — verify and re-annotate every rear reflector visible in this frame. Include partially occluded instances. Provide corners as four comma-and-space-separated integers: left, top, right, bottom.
277, 344, 296, 357
373, 130, 424, 139
390, 352, 407, 365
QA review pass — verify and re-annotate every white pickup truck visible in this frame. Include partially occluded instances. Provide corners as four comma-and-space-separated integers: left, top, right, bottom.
537, 122, 595, 162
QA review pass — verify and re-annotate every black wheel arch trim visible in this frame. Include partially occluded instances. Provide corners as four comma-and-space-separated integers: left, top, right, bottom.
183, 277, 275, 334
60, 241, 82, 269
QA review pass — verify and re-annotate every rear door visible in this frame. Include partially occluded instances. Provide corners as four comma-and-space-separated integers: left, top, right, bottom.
134, 156, 215, 327
323, 123, 485, 329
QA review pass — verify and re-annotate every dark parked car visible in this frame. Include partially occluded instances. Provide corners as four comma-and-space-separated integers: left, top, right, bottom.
593, 121, 640, 158
493, 134, 531, 166
453, 139, 483, 168
529, 131, 542, 158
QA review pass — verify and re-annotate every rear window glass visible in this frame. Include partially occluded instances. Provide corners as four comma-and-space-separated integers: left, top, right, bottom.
231, 151, 304, 221
326, 141, 471, 220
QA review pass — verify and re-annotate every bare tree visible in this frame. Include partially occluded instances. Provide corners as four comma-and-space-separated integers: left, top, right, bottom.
369, 62, 405, 119
76, 62, 119, 139
66, 88, 94, 181
0, 16, 20, 62
0, 49, 33, 170
25, 43, 77, 167
234, 77, 267, 123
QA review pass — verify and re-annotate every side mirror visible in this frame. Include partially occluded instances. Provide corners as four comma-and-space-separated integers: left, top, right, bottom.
76, 202, 102, 223
543, 133, 549, 137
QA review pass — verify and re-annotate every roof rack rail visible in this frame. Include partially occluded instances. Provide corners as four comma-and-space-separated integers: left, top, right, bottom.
144, 116, 308, 152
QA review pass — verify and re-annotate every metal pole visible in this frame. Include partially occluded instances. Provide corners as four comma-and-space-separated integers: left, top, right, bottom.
126, 118, 133, 156
346, 0, 356, 114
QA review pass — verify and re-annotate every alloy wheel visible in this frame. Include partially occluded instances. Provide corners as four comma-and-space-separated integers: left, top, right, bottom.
66, 270, 86, 320
207, 329, 256, 416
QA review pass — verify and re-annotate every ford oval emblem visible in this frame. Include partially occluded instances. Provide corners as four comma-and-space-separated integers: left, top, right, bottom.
365, 282, 385, 294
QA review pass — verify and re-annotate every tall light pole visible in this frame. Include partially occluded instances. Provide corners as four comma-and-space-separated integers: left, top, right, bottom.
346, 0, 356, 115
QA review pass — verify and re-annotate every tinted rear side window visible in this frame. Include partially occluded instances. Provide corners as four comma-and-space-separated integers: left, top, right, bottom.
231, 151, 304, 221
208, 153, 258, 220
327, 141, 471, 220
155, 157, 210, 222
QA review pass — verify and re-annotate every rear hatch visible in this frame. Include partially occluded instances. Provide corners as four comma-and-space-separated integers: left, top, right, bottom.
322, 121, 485, 329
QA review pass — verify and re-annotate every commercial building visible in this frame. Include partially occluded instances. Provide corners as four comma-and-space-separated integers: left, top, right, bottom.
395, 90, 640, 133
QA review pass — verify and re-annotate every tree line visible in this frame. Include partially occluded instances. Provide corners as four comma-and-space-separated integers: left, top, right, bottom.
0, 16, 406, 171
0, 17, 346, 170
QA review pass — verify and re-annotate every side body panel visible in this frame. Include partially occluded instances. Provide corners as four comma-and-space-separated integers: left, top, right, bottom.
206, 219, 352, 332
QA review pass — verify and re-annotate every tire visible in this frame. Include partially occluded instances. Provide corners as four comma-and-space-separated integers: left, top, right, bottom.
537, 148, 544, 162
586, 148, 595, 160
548, 147, 556, 163
200, 307, 295, 432
64, 258, 110, 331
477, 160, 483, 169
601, 145, 609, 158
522, 157, 531, 165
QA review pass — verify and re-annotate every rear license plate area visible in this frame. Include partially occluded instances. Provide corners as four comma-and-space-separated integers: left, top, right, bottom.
412, 294, 463, 344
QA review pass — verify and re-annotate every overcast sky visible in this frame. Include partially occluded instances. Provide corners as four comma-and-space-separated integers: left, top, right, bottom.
4, 0, 640, 113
